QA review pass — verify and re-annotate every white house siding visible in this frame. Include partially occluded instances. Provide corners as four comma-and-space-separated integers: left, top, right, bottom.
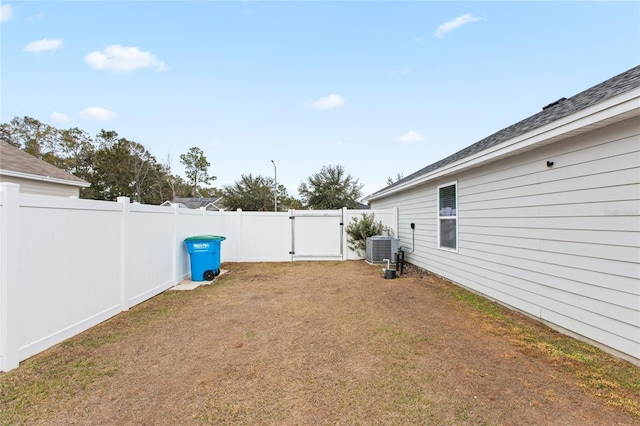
0, 175, 80, 197
371, 116, 640, 363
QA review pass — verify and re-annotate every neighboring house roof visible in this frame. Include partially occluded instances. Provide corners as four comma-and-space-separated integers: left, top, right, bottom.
160, 201, 189, 208
0, 141, 90, 188
162, 197, 224, 210
354, 201, 370, 210
366, 65, 640, 201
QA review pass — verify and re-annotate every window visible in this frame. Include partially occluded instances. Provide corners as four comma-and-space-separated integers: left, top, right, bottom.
437, 182, 457, 251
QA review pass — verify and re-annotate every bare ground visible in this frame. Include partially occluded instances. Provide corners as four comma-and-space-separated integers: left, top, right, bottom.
1, 261, 638, 425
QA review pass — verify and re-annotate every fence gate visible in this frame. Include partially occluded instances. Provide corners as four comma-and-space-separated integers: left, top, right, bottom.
289, 210, 343, 261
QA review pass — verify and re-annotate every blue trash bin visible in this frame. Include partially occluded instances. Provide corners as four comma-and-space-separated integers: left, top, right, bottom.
184, 235, 226, 281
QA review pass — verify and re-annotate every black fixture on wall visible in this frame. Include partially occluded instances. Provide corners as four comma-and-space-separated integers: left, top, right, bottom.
547, 160, 554, 167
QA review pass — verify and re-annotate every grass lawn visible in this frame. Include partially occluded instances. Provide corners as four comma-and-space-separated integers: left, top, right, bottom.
1, 261, 638, 425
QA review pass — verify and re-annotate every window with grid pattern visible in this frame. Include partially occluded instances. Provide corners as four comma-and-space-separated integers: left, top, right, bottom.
438, 182, 457, 250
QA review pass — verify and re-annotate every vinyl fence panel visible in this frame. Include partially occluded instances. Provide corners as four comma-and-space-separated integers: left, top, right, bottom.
0, 184, 396, 372
291, 210, 343, 261
125, 202, 178, 307
17, 194, 123, 363
232, 211, 291, 262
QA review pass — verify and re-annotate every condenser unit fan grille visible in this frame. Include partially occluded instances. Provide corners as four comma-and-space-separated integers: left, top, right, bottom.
366, 237, 399, 263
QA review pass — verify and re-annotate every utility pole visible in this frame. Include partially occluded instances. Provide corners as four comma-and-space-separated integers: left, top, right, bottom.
271, 160, 277, 212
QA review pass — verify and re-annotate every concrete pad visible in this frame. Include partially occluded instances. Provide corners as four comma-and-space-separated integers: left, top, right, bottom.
170, 269, 228, 291
171, 281, 207, 291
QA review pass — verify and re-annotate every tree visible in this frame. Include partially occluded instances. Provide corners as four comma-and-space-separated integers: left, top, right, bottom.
58, 127, 95, 180
144, 162, 177, 205
223, 174, 294, 211
197, 186, 223, 198
87, 137, 166, 204
298, 164, 363, 209
278, 186, 303, 210
87, 138, 133, 201
95, 129, 120, 149
0, 123, 20, 147
1, 117, 98, 182
127, 141, 156, 202
1, 117, 188, 204
386, 172, 404, 186
161, 153, 191, 200
3, 116, 58, 158
180, 147, 215, 196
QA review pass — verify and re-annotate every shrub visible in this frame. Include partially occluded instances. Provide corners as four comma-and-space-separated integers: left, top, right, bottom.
345, 213, 392, 257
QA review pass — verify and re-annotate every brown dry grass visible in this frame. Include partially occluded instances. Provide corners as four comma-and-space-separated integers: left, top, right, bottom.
1, 261, 639, 425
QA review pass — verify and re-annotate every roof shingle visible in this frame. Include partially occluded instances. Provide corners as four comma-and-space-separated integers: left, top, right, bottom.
0, 141, 89, 185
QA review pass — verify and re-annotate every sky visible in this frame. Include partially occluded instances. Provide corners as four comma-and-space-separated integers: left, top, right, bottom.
1, 1, 639, 200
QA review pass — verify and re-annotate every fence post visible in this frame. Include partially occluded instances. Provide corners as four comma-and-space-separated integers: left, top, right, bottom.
172, 203, 179, 285
289, 209, 294, 262
236, 209, 242, 262
0, 183, 21, 371
342, 207, 348, 261
117, 197, 130, 311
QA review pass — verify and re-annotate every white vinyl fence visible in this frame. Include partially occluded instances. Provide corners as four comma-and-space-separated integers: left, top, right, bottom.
0, 183, 396, 371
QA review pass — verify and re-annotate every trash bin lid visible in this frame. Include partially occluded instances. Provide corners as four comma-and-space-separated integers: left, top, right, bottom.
184, 235, 226, 242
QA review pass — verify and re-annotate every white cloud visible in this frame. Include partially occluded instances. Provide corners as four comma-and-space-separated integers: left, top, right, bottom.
434, 14, 482, 38
80, 107, 116, 121
84, 45, 167, 73
308, 94, 345, 110
397, 130, 424, 144
50, 112, 70, 123
23, 38, 63, 53
0, 5, 15, 23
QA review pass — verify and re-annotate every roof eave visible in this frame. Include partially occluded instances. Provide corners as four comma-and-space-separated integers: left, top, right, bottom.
365, 87, 640, 202
0, 169, 91, 188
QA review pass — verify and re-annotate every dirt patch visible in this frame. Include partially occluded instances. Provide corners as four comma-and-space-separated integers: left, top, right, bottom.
1, 261, 638, 425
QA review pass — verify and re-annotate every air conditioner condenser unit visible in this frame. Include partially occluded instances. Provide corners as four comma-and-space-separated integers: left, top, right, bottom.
365, 236, 400, 263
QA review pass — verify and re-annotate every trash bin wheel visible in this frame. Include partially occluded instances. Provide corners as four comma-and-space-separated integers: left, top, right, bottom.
204, 270, 216, 281
214, 269, 220, 277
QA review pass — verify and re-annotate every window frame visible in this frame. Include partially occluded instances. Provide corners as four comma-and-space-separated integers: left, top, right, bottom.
437, 181, 458, 252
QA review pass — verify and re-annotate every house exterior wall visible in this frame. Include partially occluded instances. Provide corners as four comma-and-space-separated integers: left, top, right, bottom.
370, 117, 640, 363
0, 175, 80, 197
